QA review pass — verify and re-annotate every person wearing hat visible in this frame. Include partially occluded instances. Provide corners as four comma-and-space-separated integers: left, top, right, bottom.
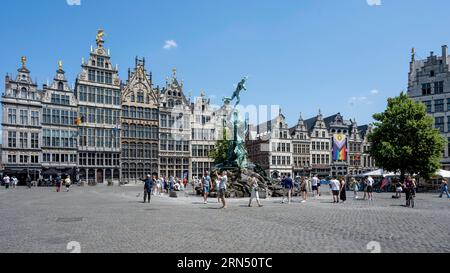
440, 178, 450, 198
143, 174, 154, 203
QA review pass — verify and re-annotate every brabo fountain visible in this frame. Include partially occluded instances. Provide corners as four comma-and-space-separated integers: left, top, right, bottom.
211, 78, 277, 198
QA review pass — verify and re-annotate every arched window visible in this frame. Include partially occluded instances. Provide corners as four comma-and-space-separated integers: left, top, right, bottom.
130, 93, 135, 102
58, 82, 64, 90
175, 100, 182, 106
21, 87, 27, 99
168, 99, 174, 108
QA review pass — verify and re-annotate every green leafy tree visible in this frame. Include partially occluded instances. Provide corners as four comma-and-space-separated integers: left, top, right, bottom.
209, 128, 231, 164
368, 92, 445, 181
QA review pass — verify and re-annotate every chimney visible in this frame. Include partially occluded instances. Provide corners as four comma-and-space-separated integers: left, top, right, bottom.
442, 45, 448, 65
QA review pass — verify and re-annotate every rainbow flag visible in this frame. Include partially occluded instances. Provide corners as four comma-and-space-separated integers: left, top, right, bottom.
333, 134, 347, 161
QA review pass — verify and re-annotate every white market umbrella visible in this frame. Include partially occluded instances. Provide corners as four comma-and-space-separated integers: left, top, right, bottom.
362, 169, 398, 177
434, 169, 450, 178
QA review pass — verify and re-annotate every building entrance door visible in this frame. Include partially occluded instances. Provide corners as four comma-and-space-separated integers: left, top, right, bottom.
97, 169, 104, 184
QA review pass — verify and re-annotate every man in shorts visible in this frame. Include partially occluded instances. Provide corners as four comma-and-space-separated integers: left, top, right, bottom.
281, 174, 294, 204
202, 171, 211, 204
330, 177, 341, 203
311, 174, 319, 198
300, 177, 308, 203
218, 171, 228, 209
366, 176, 374, 201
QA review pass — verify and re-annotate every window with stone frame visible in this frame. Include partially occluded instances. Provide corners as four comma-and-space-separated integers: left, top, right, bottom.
435, 116, 445, 132
435, 99, 444, 112
8, 108, 17, 124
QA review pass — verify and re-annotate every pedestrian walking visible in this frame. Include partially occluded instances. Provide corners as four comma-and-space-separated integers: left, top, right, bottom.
218, 171, 228, 209
300, 177, 307, 203
143, 175, 154, 203
248, 175, 263, 207
55, 176, 62, 193
64, 175, 71, 192
169, 176, 175, 192
439, 178, 450, 198
351, 177, 359, 199
311, 175, 319, 197
281, 174, 294, 204
362, 178, 368, 200
11, 176, 18, 189
214, 172, 221, 203
403, 176, 416, 207
395, 179, 403, 198
3, 175, 10, 189
330, 177, 340, 203
367, 176, 374, 201
202, 171, 211, 204
26, 174, 32, 189
339, 177, 347, 203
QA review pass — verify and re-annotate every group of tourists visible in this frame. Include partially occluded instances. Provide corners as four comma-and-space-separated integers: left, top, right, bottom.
2, 174, 33, 189
53, 175, 72, 193
2, 175, 18, 189
147, 176, 187, 196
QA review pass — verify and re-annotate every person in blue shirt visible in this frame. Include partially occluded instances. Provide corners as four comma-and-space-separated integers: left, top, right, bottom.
281, 174, 294, 204
440, 179, 450, 198
142, 175, 154, 203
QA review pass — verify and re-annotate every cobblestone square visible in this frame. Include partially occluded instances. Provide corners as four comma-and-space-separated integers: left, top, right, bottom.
0, 186, 449, 253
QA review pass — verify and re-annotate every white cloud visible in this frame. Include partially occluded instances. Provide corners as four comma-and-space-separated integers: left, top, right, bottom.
67, 0, 81, 6
163, 40, 178, 50
370, 89, 379, 95
366, 0, 381, 6
349, 96, 371, 107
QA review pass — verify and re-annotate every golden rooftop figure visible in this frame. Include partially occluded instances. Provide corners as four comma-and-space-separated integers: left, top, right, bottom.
96, 29, 105, 46
21, 56, 27, 67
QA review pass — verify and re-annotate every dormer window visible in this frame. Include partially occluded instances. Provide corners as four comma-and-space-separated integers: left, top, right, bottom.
168, 99, 174, 108
137, 91, 144, 103
58, 82, 64, 90
20, 87, 27, 99
430, 70, 435, 77
97, 57, 105, 68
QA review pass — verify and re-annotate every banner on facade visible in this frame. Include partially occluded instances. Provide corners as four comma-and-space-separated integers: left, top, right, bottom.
332, 133, 347, 162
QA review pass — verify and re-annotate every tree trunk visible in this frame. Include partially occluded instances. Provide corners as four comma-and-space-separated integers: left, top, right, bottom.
400, 170, 405, 183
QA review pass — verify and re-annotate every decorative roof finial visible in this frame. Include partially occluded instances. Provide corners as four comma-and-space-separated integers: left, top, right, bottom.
58, 60, 63, 71
411, 47, 416, 61
96, 29, 105, 47
21, 56, 27, 68
172, 67, 177, 78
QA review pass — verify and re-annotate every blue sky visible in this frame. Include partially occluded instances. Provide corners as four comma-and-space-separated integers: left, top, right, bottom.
1, 0, 450, 127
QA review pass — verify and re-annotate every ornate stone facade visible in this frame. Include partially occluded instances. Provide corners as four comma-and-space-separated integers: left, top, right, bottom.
158, 69, 191, 180
121, 58, 159, 183
1, 57, 42, 182
41, 62, 78, 178
74, 31, 122, 184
